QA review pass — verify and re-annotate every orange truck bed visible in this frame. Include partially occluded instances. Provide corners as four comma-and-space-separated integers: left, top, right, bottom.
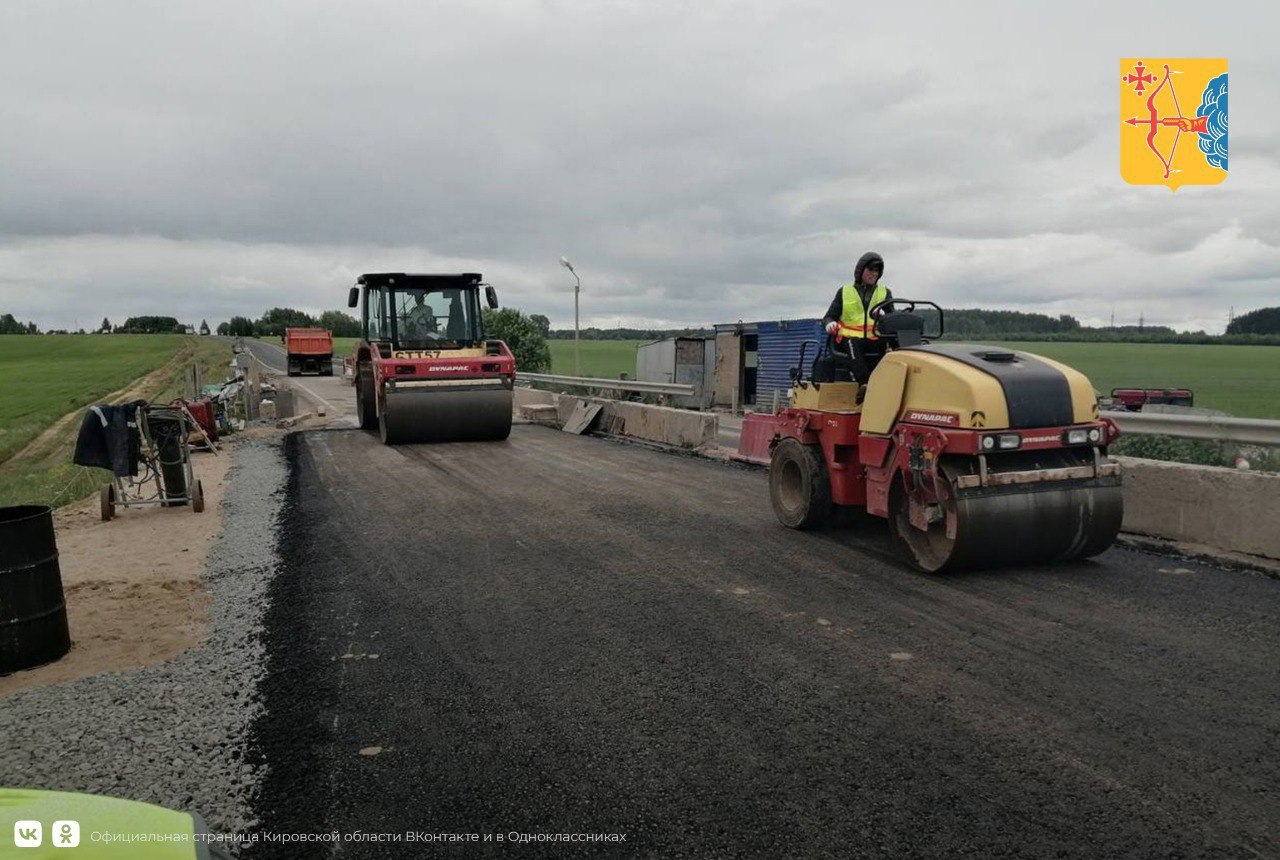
285, 327, 334, 376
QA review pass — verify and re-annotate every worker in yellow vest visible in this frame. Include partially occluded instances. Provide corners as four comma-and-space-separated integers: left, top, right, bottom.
820, 251, 893, 382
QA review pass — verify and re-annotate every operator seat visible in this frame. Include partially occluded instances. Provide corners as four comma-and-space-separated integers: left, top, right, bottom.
877, 311, 926, 347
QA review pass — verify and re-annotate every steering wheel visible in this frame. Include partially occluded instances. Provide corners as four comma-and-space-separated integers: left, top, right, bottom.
869, 298, 945, 340
404, 305, 439, 337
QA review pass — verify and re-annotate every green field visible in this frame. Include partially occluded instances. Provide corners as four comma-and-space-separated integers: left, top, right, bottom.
0, 335, 232, 508
991, 341, 1280, 419
548, 339, 645, 378
543, 338, 1280, 419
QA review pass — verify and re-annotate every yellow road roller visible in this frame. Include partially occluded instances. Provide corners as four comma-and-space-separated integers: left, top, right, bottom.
739, 299, 1123, 571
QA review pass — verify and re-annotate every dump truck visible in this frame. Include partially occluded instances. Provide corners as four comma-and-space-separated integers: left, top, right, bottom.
741, 299, 1123, 572
348, 272, 516, 444
285, 326, 334, 376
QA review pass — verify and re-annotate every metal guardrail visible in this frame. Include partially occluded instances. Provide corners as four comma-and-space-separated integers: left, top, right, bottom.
516, 373, 695, 397
515, 376, 1279, 445
1103, 411, 1280, 447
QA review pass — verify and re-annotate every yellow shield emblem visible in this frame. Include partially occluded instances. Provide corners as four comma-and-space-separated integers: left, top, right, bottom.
1120, 58, 1228, 191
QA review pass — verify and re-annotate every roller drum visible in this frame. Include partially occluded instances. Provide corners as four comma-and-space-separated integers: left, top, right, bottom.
379, 385, 513, 444
892, 453, 1124, 572
945, 481, 1123, 570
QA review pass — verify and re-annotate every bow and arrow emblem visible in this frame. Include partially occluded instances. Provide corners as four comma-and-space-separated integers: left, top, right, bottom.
1123, 62, 1208, 179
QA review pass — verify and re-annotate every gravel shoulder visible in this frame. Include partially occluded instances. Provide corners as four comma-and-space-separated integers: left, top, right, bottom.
0, 438, 287, 841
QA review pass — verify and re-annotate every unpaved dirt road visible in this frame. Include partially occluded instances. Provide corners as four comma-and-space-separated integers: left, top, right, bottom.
251, 426, 1279, 858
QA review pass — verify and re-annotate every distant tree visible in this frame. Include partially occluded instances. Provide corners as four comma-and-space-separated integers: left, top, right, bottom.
255, 307, 316, 337
1227, 306, 1280, 335
317, 310, 362, 338
120, 315, 181, 333
216, 321, 231, 336
482, 307, 551, 372
99, 317, 112, 333
529, 314, 551, 337
27, 321, 38, 334
199, 319, 210, 335
0, 313, 26, 334
226, 316, 256, 337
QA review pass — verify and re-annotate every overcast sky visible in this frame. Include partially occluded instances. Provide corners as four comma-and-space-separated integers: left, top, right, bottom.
1, 1, 1275, 333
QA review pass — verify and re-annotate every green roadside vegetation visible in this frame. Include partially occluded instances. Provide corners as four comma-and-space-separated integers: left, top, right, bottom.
0, 335, 233, 509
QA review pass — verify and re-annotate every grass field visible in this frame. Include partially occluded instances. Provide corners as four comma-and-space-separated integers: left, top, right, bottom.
991, 341, 1280, 420
544, 338, 1280, 419
0, 335, 233, 508
548, 339, 646, 378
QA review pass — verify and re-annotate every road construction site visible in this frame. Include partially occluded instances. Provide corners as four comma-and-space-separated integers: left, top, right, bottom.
3, 328, 1280, 858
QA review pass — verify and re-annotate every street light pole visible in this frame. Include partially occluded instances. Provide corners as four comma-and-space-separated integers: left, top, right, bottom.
559, 256, 581, 376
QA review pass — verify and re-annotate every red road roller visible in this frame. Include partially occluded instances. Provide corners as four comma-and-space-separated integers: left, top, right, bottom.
347, 273, 516, 444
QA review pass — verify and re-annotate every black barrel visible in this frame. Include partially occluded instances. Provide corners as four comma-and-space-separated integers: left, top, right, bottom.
0, 505, 72, 674
147, 407, 188, 506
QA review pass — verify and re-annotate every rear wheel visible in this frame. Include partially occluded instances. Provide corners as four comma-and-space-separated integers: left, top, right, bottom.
769, 438, 831, 529
100, 484, 115, 522
356, 366, 378, 430
191, 479, 205, 513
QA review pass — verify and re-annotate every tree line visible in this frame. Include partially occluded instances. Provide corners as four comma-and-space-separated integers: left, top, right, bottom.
216, 308, 361, 338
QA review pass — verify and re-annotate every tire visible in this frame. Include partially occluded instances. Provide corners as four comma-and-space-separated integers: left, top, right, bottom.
769, 437, 832, 529
191, 479, 205, 513
100, 484, 115, 522
356, 366, 378, 430
379, 407, 397, 445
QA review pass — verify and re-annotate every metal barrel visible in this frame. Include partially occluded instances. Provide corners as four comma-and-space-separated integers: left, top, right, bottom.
0, 505, 71, 675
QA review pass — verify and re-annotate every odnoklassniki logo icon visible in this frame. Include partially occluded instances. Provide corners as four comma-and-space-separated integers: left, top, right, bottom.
1120, 57, 1227, 190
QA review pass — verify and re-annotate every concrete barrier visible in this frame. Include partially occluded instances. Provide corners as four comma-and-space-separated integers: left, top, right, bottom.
1116, 456, 1280, 561
513, 386, 717, 450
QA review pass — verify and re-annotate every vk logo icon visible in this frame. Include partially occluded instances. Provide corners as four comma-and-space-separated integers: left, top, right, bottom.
13, 820, 42, 847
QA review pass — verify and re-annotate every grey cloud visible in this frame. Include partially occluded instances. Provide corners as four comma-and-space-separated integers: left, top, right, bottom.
0, 1, 1275, 332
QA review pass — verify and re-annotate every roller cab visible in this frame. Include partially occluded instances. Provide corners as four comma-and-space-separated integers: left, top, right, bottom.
348, 273, 515, 444
752, 300, 1124, 572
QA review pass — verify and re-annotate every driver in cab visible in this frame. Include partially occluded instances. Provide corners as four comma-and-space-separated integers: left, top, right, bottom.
403, 291, 440, 339
821, 251, 892, 381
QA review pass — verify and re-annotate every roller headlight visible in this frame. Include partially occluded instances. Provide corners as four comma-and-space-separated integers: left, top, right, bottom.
982, 435, 996, 450
1088, 428, 1101, 443
1065, 429, 1090, 445
997, 433, 1021, 450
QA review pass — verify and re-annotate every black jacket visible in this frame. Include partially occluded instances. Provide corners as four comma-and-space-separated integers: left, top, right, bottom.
74, 401, 144, 477
822, 251, 892, 331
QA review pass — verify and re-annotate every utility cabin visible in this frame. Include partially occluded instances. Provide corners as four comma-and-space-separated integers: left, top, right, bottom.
635, 336, 716, 409
712, 322, 759, 410
713, 318, 826, 412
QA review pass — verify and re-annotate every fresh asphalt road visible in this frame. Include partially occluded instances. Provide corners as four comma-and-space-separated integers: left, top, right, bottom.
250, 425, 1279, 858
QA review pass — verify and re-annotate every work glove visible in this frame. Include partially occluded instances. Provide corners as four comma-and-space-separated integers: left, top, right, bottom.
824, 321, 839, 335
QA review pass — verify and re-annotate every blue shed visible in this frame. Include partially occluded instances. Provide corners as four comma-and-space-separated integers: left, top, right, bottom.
755, 318, 824, 410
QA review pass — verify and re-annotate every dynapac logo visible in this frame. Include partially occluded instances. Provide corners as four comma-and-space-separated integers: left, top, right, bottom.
904, 410, 959, 426
431, 365, 473, 372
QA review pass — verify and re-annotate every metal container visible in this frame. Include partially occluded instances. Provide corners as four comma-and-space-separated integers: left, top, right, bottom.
0, 505, 71, 674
